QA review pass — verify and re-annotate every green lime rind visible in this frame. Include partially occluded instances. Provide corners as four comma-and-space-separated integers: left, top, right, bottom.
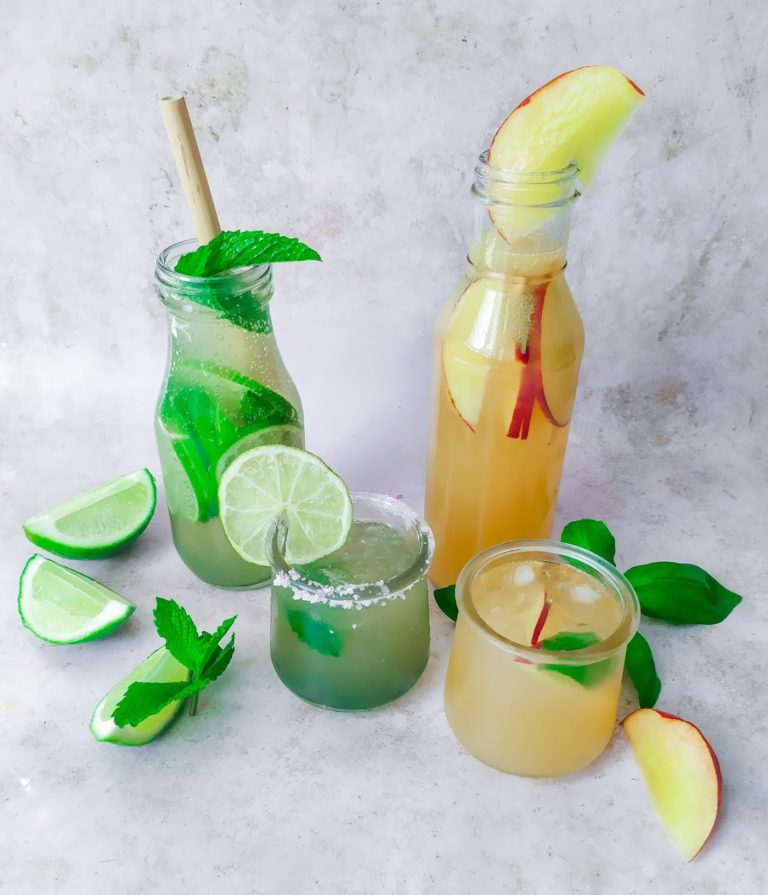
218, 445, 352, 567
18, 554, 136, 644
22, 469, 157, 559
90, 647, 191, 747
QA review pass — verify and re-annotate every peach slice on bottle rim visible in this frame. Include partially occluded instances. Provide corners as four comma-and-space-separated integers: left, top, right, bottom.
621, 708, 722, 861
488, 66, 644, 240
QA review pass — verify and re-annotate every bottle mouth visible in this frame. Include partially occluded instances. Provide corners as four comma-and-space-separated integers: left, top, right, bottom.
473, 151, 580, 208
155, 238, 273, 300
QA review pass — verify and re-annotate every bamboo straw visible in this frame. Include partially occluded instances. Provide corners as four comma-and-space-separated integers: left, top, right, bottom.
159, 95, 221, 244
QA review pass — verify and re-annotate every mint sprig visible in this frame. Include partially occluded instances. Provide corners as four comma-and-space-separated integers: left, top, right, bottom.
112, 598, 236, 728
175, 229, 321, 277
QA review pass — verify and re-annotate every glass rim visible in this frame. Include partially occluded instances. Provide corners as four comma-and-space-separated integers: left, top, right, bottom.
268, 491, 434, 606
473, 151, 581, 210
155, 237, 273, 296
456, 539, 640, 663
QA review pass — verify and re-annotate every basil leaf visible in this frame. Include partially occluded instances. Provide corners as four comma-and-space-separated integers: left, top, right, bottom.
625, 562, 742, 624
561, 519, 616, 565
624, 631, 661, 708
540, 630, 612, 686
434, 584, 458, 622
286, 609, 342, 657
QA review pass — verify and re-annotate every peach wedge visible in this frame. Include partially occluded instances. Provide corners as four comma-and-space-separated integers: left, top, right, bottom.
622, 708, 722, 861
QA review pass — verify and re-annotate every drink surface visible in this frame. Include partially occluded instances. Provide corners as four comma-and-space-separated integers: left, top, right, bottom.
473, 556, 621, 645
444, 554, 627, 777
297, 520, 416, 586
271, 518, 430, 711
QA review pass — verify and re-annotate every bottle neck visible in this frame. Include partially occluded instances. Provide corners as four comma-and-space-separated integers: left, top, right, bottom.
155, 238, 274, 334
467, 153, 579, 278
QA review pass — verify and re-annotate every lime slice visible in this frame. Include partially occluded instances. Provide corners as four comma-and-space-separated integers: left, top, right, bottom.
90, 647, 191, 746
22, 469, 157, 559
18, 554, 135, 643
215, 424, 304, 479
218, 445, 352, 566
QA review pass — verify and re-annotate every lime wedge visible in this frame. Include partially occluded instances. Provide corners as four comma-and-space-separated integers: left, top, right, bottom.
22, 469, 157, 559
18, 554, 135, 643
218, 445, 352, 566
90, 647, 191, 746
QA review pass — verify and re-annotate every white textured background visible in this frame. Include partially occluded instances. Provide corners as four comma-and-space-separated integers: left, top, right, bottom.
1, 2, 766, 893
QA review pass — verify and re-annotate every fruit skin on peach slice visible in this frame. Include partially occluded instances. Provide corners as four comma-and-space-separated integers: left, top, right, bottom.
539, 282, 585, 427
621, 708, 722, 861
488, 66, 644, 240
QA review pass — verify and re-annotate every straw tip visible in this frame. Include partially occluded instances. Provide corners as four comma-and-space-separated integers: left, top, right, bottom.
159, 94, 184, 105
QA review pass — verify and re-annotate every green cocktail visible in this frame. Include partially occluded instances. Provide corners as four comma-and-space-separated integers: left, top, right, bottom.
154, 239, 304, 588
268, 493, 434, 711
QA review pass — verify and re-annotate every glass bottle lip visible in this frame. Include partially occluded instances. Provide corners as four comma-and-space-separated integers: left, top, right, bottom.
268, 491, 435, 607
456, 539, 640, 663
155, 237, 273, 300
473, 151, 580, 208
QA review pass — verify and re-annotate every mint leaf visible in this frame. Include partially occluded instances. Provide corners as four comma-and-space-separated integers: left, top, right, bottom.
540, 630, 612, 686
202, 636, 236, 683
199, 616, 237, 672
561, 519, 616, 565
624, 631, 661, 708
286, 609, 342, 657
153, 598, 202, 670
624, 562, 742, 624
240, 381, 300, 429
434, 585, 458, 622
175, 230, 321, 277
112, 680, 196, 728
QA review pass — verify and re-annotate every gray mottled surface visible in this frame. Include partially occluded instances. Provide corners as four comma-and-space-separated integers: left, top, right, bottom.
1, 1, 766, 892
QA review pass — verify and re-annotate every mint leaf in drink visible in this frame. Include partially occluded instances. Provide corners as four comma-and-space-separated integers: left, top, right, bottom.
561, 519, 616, 565
540, 630, 612, 686
434, 584, 458, 621
624, 562, 741, 624
624, 631, 661, 708
175, 229, 321, 277
111, 598, 237, 729
286, 608, 342, 657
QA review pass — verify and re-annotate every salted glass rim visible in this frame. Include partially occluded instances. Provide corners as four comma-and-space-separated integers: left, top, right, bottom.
456, 540, 640, 663
268, 491, 434, 606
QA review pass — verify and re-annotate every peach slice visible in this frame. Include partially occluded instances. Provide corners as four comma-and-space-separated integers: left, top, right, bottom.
539, 282, 585, 427
488, 66, 644, 240
622, 709, 722, 861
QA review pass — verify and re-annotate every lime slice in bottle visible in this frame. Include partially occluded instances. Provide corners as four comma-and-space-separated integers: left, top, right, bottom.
90, 646, 191, 746
218, 445, 352, 566
215, 423, 304, 480
18, 554, 135, 643
22, 469, 157, 559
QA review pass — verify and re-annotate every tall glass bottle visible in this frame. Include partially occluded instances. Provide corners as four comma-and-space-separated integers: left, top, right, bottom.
425, 155, 584, 588
154, 239, 304, 588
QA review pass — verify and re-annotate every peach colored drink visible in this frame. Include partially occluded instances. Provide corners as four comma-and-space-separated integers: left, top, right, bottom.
444, 541, 639, 777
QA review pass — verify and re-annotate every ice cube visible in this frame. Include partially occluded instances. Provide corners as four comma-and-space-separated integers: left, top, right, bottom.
572, 584, 600, 604
512, 564, 535, 586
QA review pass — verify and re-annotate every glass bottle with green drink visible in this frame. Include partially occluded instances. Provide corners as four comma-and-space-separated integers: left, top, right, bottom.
154, 238, 306, 587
